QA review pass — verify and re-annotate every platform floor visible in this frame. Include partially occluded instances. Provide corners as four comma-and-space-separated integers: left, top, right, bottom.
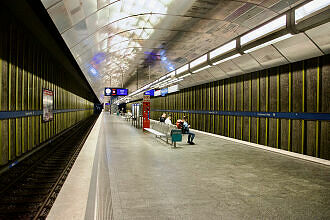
49, 113, 330, 220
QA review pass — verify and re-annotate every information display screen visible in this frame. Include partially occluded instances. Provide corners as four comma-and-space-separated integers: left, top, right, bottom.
104, 88, 128, 96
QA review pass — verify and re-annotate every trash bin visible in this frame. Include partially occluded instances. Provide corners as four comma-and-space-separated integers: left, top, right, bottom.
171, 129, 182, 147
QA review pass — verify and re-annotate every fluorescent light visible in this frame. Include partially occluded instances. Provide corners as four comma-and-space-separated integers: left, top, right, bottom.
179, 73, 191, 79
241, 15, 286, 45
190, 54, 207, 68
244, 34, 293, 53
212, 54, 241, 65
192, 65, 212, 73
176, 64, 189, 74
295, 0, 330, 22
210, 40, 236, 59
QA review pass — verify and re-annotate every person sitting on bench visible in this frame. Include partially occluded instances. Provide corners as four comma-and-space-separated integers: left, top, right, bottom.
182, 116, 195, 145
159, 113, 166, 123
165, 114, 172, 125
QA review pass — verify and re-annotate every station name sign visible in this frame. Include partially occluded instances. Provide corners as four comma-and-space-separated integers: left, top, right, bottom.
104, 88, 128, 96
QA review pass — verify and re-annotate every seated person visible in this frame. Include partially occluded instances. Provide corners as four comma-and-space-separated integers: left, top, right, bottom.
182, 116, 195, 145
159, 113, 166, 123
165, 114, 172, 125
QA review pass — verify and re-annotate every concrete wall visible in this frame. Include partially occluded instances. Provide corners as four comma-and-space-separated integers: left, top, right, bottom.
0, 5, 94, 166
150, 55, 330, 160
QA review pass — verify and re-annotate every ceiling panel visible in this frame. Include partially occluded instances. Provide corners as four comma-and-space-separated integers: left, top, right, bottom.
216, 60, 243, 77
231, 54, 262, 73
249, 45, 288, 68
273, 33, 324, 62
305, 22, 330, 54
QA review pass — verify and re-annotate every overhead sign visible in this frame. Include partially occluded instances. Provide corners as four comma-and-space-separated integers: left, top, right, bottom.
168, 85, 179, 93
161, 88, 168, 96
104, 88, 128, 96
154, 90, 161, 97
144, 89, 154, 96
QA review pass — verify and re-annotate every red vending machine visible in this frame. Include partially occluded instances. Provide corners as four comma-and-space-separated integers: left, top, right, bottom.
143, 95, 150, 129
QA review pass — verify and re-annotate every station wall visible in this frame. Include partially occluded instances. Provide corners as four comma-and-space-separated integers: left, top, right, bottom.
150, 55, 330, 160
0, 6, 94, 166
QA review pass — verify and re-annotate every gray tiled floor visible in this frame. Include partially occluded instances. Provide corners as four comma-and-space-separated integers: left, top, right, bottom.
95, 114, 330, 220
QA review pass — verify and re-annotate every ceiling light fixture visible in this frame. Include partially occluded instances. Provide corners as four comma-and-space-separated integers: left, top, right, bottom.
192, 65, 212, 74
210, 40, 236, 59
295, 0, 330, 22
244, 34, 293, 53
190, 55, 207, 68
212, 54, 241, 65
241, 15, 287, 45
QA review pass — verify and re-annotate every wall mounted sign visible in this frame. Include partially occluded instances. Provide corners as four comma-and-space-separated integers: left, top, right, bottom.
42, 88, 54, 122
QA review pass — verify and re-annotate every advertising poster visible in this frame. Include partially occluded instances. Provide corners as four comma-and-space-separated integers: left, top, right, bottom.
43, 89, 54, 122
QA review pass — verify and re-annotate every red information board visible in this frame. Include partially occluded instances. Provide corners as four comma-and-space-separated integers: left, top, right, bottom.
143, 95, 150, 129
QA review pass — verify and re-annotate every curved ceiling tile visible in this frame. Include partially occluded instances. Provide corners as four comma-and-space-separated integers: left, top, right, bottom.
232, 54, 262, 72
216, 60, 243, 77
305, 22, 330, 54
273, 33, 323, 62
47, 1, 72, 33
249, 45, 288, 68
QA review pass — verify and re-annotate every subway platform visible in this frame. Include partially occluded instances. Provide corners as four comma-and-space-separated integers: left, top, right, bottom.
48, 112, 330, 220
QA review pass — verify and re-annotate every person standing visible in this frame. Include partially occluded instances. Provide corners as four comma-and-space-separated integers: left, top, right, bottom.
182, 116, 195, 145
159, 113, 166, 122
165, 114, 172, 125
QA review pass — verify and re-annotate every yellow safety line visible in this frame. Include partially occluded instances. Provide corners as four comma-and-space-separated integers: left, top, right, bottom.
316, 57, 320, 157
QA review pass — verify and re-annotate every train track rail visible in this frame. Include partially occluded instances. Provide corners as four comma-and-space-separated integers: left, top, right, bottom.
0, 115, 98, 219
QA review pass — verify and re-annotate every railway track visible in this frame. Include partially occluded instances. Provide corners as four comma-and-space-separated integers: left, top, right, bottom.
0, 115, 98, 219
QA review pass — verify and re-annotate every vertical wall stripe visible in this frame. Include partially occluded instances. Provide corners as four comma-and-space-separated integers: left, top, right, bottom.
21, 35, 25, 153
16, 34, 19, 156
0, 50, 2, 160
249, 75, 252, 142
228, 80, 230, 137
257, 72, 260, 144
302, 61, 305, 154
222, 81, 224, 134
8, 26, 12, 160
234, 78, 236, 139
316, 57, 320, 157
241, 79, 243, 140
288, 64, 292, 151
265, 70, 269, 146
276, 67, 280, 148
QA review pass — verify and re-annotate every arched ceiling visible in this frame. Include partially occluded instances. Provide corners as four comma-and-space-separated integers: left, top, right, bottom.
41, 0, 307, 102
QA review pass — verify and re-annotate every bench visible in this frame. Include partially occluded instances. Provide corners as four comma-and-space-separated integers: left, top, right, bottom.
144, 121, 182, 147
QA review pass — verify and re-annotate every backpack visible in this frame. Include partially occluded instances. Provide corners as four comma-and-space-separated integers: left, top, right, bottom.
176, 120, 183, 129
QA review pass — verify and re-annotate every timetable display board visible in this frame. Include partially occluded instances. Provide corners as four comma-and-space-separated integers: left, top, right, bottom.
42, 88, 54, 122
104, 88, 128, 96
